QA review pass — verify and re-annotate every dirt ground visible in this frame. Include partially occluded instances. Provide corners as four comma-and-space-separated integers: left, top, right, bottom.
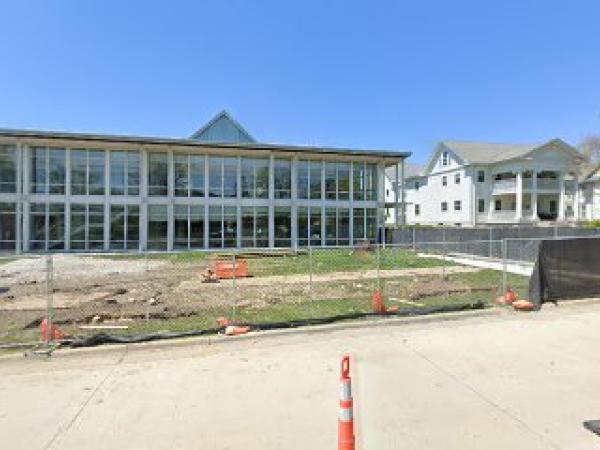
0, 254, 488, 342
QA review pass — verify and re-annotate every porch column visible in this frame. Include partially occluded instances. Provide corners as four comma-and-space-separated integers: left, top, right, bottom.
574, 182, 581, 220
558, 172, 565, 220
394, 163, 399, 227
531, 170, 538, 220
516, 170, 523, 220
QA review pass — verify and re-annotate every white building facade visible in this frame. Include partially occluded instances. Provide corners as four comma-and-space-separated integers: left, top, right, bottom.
0, 112, 408, 253
386, 139, 585, 226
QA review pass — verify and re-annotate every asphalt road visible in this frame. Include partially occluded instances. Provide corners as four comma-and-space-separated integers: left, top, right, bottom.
2, 302, 600, 449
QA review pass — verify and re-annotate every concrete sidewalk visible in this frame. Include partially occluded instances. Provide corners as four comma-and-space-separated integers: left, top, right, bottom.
2, 302, 600, 449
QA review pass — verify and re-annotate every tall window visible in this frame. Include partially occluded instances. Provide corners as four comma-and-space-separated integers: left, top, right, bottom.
148, 153, 168, 196
175, 154, 205, 197
442, 176, 447, 186
337, 163, 350, 200
441, 202, 448, 212
274, 207, 291, 247
415, 204, 421, 216
0, 145, 17, 193
274, 159, 291, 199
353, 208, 365, 243
297, 160, 322, 199
110, 151, 140, 195
30, 203, 65, 251
325, 163, 337, 200
208, 206, 237, 248
454, 173, 460, 184
442, 151, 449, 166
353, 163, 378, 201
241, 158, 269, 198
110, 205, 139, 250
298, 207, 322, 247
366, 208, 378, 242
70, 204, 104, 250
147, 205, 168, 250
71, 149, 105, 195
454, 200, 461, 211
477, 170, 485, 183
241, 206, 269, 247
174, 205, 204, 249
208, 156, 237, 198
0, 203, 16, 250
478, 199, 485, 213
325, 208, 350, 246
31, 147, 66, 194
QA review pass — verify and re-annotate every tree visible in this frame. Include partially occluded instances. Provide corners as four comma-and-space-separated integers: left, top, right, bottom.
579, 135, 600, 162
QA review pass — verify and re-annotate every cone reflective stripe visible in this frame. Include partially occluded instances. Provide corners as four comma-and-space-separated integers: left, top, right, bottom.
338, 355, 355, 450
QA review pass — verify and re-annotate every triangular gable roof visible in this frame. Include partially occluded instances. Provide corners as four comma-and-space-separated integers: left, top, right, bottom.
190, 110, 256, 143
423, 138, 581, 174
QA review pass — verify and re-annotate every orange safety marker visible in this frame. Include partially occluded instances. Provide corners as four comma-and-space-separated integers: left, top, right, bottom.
224, 325, 251, 336
40, 318, 66, 341
338, 355, 355, 450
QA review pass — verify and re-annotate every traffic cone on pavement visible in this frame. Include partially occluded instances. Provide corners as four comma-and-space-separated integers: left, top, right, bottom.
338, 355, 355, 450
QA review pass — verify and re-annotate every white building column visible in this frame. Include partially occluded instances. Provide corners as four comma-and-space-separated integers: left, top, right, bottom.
558, 172, 565, 220
394, 163, 400, 227
574, 181, 581, 220
531, 170, 538, 220
516, 170, 523, 221
268, 154, 275, 248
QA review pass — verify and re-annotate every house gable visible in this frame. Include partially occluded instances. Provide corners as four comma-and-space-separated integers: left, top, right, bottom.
423, 143, 466, 175
190, 110, 256, 143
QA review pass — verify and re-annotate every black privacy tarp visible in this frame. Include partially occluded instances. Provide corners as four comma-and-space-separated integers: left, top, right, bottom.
529, 238, 600, 308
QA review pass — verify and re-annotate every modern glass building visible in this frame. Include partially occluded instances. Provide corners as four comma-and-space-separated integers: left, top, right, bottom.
0, 111, 409, 253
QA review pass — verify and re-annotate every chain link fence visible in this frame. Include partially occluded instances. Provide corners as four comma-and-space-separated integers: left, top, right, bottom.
2, 232, 598, 349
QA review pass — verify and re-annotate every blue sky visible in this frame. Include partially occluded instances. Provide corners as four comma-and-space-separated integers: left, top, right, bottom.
1, 1, 599, 163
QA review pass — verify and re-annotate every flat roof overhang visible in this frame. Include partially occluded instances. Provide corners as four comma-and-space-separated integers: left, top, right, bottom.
0, 128, 411, 161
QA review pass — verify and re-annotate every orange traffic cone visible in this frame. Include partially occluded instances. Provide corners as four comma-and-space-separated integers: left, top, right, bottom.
372, 290, 399, 314
217, 317, 231, 327
338, 355, 355, 450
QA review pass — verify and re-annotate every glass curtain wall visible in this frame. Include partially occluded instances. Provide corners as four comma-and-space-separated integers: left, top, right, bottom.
208, 205, 237, 248
148, 153, 168, 196
70, 204, 104, 250
209, 156, 237, 198
147, 205, 168, 250
0, 202, 16, 250
109, 205, 140, 250
241, 206, 268, 247
174, 154, 205, 197
30, 203, 65, 251
31, 147, 66, 194
297, 160, 322, 200
325, 207, 350, 246
297, 207, 322, 247
0, 145, 17, 193
274, 159, 291, 199
274, 207, 291, 247
174, 205, 204, 249
242, 158, 269, 198
110, 151, 140, 195
71, 149, 105, 195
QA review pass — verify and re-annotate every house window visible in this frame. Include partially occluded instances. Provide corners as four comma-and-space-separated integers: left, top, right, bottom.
454, 173, 460, 184
386, 189, 389, 197
478, 199, 485, 213
414, 181, 420, 191
495, 199, 502, 211
477, 170, 485, 183
442, 176, 447, 186
441, 202, 448, 212
415, 204, 420, 216
442, 151, 449, 166
454, 200, 461, 211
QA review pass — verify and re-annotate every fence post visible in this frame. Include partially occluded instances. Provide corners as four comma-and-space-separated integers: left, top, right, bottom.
308, 246, 313, 302
412, 226, 416, 252
376, 243, 381, 291
232, 253, 237, 322
45, 254, 54, 346
502, 239, 508, 295
554, 225, 558, 239
488, 227, 493, 258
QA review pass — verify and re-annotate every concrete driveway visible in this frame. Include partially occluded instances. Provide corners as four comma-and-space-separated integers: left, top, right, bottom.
1, 302, 600, 449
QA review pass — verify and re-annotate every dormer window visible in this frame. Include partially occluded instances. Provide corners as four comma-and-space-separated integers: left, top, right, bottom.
442, 151, 449, 166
